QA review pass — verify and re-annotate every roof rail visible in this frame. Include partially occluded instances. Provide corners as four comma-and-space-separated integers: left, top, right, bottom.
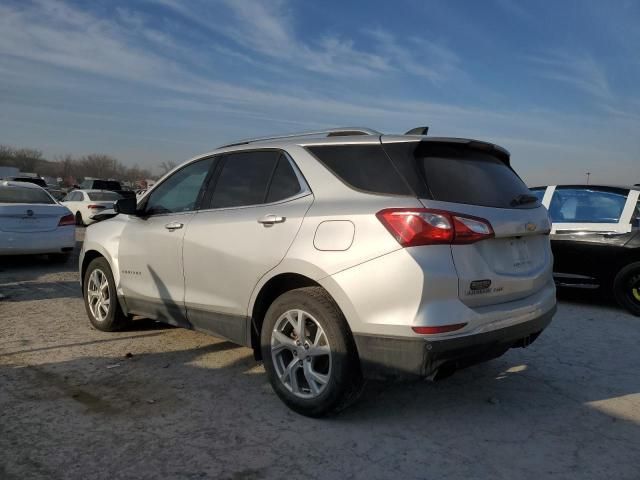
218, 127, 381, 149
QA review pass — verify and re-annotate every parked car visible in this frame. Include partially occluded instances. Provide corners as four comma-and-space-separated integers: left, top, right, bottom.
79, 179, 136, 199
80, 127, 556, 416
531, 184, 640, 315
3, 175, 48, 189
61, 189, 123, 226
0, 180, 75, 258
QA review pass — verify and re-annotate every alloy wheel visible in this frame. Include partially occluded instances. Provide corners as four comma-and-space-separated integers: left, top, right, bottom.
87, 268, 110, 322
271, 309, 332, 399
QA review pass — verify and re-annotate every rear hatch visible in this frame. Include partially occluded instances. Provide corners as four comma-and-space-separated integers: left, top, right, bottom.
0, 204, 70, 232
382, 138, 552, 307
0, 184, 69, 232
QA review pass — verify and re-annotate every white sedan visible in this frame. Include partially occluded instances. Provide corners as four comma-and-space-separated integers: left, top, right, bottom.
61, 189, 123, 225
0, 180, 75, 257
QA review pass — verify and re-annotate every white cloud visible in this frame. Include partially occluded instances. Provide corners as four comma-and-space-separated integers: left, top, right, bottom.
528, 52, 613, 100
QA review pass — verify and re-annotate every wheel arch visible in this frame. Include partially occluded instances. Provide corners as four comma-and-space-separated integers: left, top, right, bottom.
81, 249, 130, 316
250, 273, 321, 359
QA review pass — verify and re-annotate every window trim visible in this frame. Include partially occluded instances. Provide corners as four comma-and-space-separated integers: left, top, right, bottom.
200, 148, 311, 213
138, 155, 219, 218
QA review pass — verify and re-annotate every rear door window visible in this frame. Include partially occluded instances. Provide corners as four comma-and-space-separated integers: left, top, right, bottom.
306, 144, 412, 196
209, 151, 279, 208
548, 188, 628, 223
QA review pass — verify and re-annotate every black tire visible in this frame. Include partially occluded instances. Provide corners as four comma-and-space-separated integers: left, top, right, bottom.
260, 287, 363, 417
613, 262, 640, 316
75, 212, 84, 227
83, 257, 130, 331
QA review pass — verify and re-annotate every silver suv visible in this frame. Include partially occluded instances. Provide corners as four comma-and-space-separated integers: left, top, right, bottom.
80, 127, 556, 416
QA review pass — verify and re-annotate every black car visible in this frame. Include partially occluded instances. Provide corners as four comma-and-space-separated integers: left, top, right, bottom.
530, 185, 640, 315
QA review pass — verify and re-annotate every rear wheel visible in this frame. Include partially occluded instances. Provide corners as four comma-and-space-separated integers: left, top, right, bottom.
83, 257, 130, 331
261, 287, 363, 417
613, 262, 640, 316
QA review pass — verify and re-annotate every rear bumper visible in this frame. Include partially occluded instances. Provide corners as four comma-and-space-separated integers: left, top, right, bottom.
354, 304, 556, 380
0, 227, 75, 255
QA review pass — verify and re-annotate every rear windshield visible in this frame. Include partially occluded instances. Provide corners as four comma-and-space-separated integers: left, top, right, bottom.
0, 187, 56, 204
87, 180, 122, 191
12, 177, 48, 188
87, 191, 122, 201
384, 142, 538, 209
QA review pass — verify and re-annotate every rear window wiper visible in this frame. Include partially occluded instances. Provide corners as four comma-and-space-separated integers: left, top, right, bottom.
510, 194, 539, 207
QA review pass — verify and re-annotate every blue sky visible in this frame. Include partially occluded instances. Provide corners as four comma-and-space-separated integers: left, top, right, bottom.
0, 0, 638, 185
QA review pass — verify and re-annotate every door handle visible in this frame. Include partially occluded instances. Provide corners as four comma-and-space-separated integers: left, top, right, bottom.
164, 222, 184, 231
257, 214, 286, 226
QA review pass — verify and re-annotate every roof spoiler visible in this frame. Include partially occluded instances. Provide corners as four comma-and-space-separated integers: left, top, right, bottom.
405, 126, 429, 135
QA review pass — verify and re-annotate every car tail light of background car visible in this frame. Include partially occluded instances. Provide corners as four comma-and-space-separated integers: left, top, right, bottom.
58, 213, 75, 226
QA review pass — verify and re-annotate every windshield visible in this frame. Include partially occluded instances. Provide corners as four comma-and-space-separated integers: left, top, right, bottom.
87, 191, 122, 201
0, 187, 56, 204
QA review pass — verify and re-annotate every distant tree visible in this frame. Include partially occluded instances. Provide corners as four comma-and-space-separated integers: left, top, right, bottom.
13, 148, 43, 173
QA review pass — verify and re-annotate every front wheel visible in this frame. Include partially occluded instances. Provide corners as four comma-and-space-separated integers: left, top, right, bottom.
614, 262, 640, 316
83, 257, 131, 331
260, 287, 363, 417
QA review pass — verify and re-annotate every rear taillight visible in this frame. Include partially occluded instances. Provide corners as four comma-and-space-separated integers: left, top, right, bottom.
58, 214, 75, 226
376, 208, 494, 247
87, 204, 106, 210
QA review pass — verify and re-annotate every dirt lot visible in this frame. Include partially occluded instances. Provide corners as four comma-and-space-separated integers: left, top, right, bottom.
1, 230, 639, 480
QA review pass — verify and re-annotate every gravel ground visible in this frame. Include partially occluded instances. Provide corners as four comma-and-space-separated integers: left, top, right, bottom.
1, 229, 639, 480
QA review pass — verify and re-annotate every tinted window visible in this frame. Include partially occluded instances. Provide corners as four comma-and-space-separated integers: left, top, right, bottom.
548, 188, 627, 223
145, 158, 213, 215
0, 187, 55, 204
384, 142, 536, 208
266, 156, 302, 203
12, 177, 47, 188
92, 180, 122, 191
306, 144, 412, 196
88, 191, 122, 201
210, 151, 279, 208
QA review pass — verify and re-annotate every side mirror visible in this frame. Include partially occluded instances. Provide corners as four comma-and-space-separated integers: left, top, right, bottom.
114, 197, 138, 215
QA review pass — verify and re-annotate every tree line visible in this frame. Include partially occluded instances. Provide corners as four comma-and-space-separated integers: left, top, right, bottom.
0, 144, 159, 187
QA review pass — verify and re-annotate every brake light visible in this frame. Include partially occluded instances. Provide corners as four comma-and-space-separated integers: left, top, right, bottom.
376, 208, 494, 247
412, 323, 467, 334
58, 214, 75, 226
87, 204, 105, 210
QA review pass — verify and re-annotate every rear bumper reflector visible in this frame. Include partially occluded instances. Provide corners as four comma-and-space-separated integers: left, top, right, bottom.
412, 323, 467, 334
